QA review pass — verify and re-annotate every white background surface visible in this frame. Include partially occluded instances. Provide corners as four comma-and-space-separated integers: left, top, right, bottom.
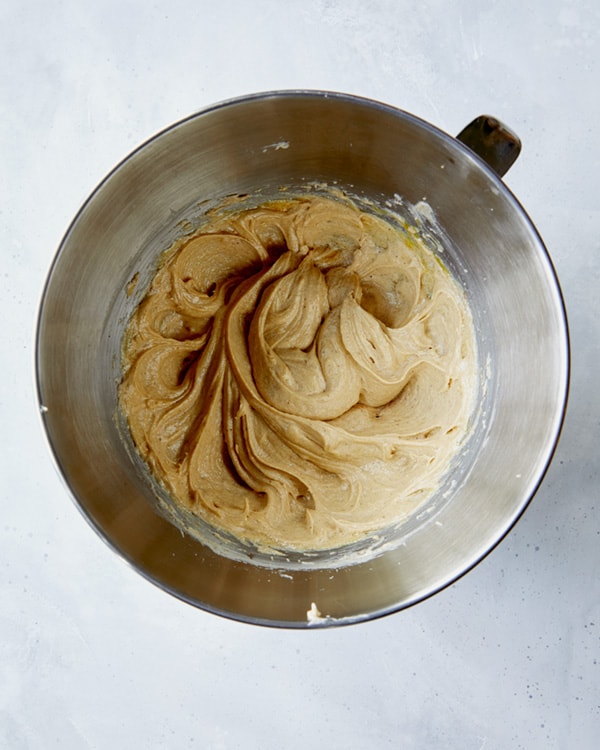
2, 0, 599, 748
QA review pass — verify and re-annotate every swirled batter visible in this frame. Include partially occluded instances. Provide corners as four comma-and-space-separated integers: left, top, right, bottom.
119, 195, 477, 551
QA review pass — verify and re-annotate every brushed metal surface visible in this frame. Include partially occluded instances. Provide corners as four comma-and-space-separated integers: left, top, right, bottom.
35, 91, 569, 627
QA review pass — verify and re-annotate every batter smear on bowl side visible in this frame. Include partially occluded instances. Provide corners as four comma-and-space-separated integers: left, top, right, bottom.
119, 194, 478, 551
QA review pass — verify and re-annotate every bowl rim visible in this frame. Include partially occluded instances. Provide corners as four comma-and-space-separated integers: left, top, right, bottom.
34, 89, 571, 628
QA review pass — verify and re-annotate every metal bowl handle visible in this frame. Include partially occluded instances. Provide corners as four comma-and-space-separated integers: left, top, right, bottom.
456, 115, 521, 177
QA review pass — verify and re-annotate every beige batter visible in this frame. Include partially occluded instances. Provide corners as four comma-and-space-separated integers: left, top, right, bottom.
119, 194, 477, 551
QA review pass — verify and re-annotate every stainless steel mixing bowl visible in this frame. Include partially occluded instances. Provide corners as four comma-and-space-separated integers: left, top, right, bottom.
36, 91, 569, 627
